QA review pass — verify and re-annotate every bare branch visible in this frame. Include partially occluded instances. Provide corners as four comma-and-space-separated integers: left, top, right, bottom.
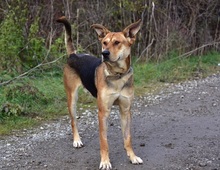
0, 55, 65, 87
162, 41, 220, 65
136, 38, 155, 62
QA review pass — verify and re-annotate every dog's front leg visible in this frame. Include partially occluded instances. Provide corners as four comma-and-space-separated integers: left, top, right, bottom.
97, 101, 112, 170
119, 98, 143, 165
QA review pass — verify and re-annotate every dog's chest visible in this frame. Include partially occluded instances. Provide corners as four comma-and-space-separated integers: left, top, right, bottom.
95, 63, 134, 99
105, 68, 133, 93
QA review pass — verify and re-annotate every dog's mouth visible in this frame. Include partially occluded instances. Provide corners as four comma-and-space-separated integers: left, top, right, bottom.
103, 57, 120, 63
102, 50, 121, 63
102, 55, 120, 63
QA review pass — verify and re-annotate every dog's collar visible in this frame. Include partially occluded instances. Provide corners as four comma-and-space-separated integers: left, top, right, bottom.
104, 67, 133, 80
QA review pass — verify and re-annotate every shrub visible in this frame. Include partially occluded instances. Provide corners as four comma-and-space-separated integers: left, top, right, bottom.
0, 6, 25, 72
0, 102, 24, 119
4, 83, 48, 109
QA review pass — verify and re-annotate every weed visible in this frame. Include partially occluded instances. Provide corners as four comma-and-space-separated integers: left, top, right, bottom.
4, 83, 48, 109
0, 103, 24, 123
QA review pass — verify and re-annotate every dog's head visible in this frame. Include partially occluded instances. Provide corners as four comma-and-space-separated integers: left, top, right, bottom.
91, 20, 142, 63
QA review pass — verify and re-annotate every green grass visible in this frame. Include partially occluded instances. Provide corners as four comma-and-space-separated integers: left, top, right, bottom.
0, 116, 38, 135
134, 51, 220, 94
0, 51, 220, 135
156, 52, 220, 82
0, 73, 66, 135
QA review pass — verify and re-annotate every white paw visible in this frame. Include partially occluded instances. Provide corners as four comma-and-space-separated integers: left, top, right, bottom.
73, 140, 83, 148
99, 161, 112, 170
130, 156, 143, 164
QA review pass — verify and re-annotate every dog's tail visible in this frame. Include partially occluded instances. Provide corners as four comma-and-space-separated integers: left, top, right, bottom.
56, 16, 76, 55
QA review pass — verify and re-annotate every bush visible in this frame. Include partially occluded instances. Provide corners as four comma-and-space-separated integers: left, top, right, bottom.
0, 1, 47, 72
4, 83, 48, 109
0, 7, 25, 72
0, 102, 24, 120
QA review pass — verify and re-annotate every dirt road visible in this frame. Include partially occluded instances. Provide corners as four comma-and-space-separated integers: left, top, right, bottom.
0, 74, 220, 170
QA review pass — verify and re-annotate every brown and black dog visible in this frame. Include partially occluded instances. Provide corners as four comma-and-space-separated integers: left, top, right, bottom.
57, 16, 142, 170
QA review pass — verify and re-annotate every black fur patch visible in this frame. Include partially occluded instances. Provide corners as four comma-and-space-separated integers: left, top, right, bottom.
67, 53, 102, 98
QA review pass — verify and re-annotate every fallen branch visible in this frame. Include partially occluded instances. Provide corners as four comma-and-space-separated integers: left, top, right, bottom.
160, 41, 220, 65
0, 55, 65, 87
178, 42, 220, 58
136, 38, 155, 62
139, 41, 220, 63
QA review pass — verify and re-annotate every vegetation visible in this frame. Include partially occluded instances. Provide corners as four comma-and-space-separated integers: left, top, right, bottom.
1, 51, 219, 135
0, 1, 220, 134
0, 0, 220, 72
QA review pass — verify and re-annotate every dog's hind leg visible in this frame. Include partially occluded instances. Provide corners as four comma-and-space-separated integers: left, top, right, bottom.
64, 65, 83, 148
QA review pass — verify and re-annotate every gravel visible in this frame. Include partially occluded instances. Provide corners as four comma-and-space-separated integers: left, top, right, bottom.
0, 73, 220, 170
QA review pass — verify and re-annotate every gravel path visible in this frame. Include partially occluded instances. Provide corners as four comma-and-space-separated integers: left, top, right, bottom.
0, 74, 220, 170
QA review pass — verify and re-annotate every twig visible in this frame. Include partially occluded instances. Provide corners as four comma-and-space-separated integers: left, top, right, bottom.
136, 38, 155, 62
136, 41, 220, 64
142, 1, 156, 61
178, 42, 220, 58
161, 41, 220, 65
0, 55, 65, 87
152, 2, 157, 32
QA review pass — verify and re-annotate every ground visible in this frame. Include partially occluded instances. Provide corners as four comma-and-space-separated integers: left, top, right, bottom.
0, 74, 220, 170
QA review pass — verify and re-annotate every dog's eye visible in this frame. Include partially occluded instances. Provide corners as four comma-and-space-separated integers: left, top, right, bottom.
114, 41, 120, 45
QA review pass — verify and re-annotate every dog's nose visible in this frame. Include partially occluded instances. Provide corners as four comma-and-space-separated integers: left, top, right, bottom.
102, 50, 110, 60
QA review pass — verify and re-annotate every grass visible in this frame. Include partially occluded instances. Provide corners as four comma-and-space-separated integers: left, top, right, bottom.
134, 51, 220, 94
0, 116, 38, 135
0, 51, 220, 135
0, 74, 65, 134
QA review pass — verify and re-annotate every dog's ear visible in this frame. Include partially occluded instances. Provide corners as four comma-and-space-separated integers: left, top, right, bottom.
123, 19, 142, 44
91, 24, 110, 41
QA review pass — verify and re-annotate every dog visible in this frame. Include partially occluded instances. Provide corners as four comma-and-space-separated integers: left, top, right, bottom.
57, 16, 142, 170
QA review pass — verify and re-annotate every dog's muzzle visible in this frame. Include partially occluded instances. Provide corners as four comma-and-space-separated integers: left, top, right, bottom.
102, 50, 110, 61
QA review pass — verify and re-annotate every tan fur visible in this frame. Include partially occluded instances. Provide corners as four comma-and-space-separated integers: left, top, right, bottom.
57, 16, 142, 170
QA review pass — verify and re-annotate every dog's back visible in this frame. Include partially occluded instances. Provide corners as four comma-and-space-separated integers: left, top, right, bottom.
67, 53, 101, 97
